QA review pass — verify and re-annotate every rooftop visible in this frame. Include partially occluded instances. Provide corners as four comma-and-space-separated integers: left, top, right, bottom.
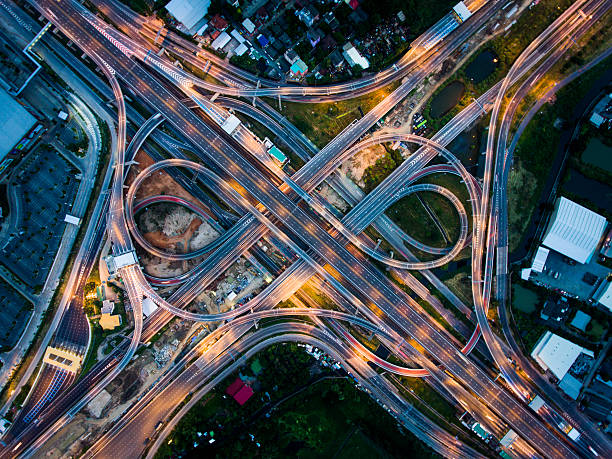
166, 0, 211, 31
531, 331, 593, 380
0, 86, 36, 161
542, 197, 607, 264
569, 310, 591, 332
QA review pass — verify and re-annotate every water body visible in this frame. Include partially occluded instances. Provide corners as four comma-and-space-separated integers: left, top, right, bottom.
465, 49, 499, 84
581, 137, 612, 173
430, 81, 465, 118
562, 168, 612, 214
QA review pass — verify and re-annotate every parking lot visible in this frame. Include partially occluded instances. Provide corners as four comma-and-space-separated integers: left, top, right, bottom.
0, 276, 33, 350
0, 147, 79, 293
530, 250, 611, 300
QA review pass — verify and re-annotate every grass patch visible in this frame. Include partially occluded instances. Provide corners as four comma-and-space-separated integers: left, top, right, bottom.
275, 81, 399, 148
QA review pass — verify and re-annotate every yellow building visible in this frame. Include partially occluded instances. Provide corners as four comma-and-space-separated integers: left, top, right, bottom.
99, 313, 122, 330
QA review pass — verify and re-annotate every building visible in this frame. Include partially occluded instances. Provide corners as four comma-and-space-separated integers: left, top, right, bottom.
540, 296, 569, 322
541, 197, 607, 264
211, 31, 231, 51
234, 43, 249, 56
101, 299, 115, 315
289, 59, 308, 78
559, 373, 582, 399
329, 49, 344, 69
99, 313, 121, 330
569, 310, 591, 332
531, 331, 594, 380
166, 0, 211, 32
242, 18, 256, 34
342, 42, 369, 69
225, 377, 254, 405
284, 49, 299, 65
0, 86, 36, 163
105, 251, 137, 276
531, 246, 550, 272
221, 114, 241, 134
307, 28, 322, 47
142, 297, 158, 317
0, 418, 11, 437
296, 5, 319, 27
208, 14, 228, 31
589, 93, 612, 128
593, 280, 612, 312
452, 1, 473, 22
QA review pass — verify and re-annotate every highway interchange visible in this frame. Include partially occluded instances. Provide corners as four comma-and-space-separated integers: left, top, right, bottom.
0, 0, 611, 457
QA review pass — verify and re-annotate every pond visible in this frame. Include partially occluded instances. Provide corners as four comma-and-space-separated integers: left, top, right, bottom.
430, 81, 465, 119
562, 168, 612, 214
581, 137, 612, 174
465, 49, 499, 84
512, 284, 539, 314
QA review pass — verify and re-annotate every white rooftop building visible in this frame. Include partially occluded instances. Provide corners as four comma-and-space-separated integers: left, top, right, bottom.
452, 1, 472, 22
211, 31, 231, 51
242, 18, 256, 34
221, 114, 241, 134
541, 197, 607, 264
594, 280, 612, 312
531, 246, 550, 272
342, 42, 369, 70
531, 331, 594, 380
166, 0, 211, 32
142, 297, 158, 317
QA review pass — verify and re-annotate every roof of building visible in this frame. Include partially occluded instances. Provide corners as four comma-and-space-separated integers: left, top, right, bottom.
226, 377, 244, 396
290, 59, 308, 76
342, 43, 369, 69
453, 1, 472, 21
284, 49, 298, 64
211, 31, 231, 50
210, 14, 228, 30
112, 251, 137, 269
166, 0, 211, 31
570, 310, 591, 331
234, 43, 249, 56
230, 29, 246, 44
0, 87, 36, 161
531, 331, 592, 380
542, 197, 607, 264
531, 246, 549, 272
233, 385, 254, 405
242, 18, 256, 34
257, 34, 269, 47
101, 299, 114, 315
595, 280, 612, 311
99, 313, 121, 330
559, 373, 582, 400
142, 297, 158, 317
540, 296, 569, 322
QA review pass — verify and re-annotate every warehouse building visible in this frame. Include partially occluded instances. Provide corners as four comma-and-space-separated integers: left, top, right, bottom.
0, 86, 36, 163
166, 0, 211, 33
541, 197, 607, 264
531, 331, 593, 380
